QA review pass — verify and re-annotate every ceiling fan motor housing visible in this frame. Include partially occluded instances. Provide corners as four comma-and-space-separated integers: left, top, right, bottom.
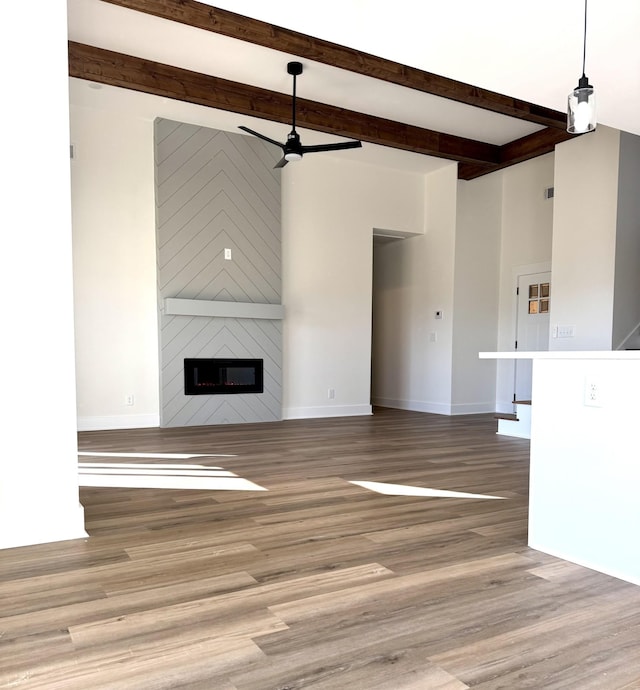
286, 130, 302, 149
284, 131, 303, 160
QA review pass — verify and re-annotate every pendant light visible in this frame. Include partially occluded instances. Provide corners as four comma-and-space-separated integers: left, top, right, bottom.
567, 0, 596, 133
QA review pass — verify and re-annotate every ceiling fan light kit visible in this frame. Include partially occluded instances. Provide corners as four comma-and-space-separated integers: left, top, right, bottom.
567, 0, 596, 134
239, 61, 362, 168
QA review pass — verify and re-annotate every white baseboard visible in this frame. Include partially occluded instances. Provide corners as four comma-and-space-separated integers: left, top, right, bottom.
77, 414, 160, 431
449, 402, 496, 415
372, 397, 452, 415
283, 404, 372, 420
527, 542, 640, 587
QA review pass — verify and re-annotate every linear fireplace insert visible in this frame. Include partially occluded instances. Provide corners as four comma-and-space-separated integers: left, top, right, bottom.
184, 358, 264, 395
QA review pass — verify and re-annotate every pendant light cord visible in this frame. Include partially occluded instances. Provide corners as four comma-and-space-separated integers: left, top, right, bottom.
582, 0, 588, 77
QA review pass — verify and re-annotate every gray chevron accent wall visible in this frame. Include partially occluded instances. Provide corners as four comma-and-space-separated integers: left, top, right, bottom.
155, 119, 282, 426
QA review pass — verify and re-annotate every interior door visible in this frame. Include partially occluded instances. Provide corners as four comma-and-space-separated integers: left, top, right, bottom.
514, 272, 551, 401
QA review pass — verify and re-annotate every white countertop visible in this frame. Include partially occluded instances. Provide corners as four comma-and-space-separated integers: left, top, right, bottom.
479, 350, 640, 360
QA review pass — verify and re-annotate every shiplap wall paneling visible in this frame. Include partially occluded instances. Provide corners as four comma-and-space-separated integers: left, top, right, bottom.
155, 119, 282, 426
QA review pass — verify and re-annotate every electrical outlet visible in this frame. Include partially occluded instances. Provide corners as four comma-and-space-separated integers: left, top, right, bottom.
224, 248, 232, 260
125, 394, 135, 406
583, 379, 601, 407
328, 388, 335, 400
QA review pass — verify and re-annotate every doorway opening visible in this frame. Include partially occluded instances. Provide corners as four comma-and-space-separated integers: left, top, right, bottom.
370, 228, 418, 410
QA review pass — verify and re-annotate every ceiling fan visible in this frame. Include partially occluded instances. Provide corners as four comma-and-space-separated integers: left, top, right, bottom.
239, 61, 362, 168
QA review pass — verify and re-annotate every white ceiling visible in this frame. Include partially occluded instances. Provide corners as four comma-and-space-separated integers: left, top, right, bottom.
67, 0, 640, 170
206, 0, 640, 138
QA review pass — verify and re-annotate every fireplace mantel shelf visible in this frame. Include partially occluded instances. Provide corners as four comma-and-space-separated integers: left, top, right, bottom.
164, 298, 284, 320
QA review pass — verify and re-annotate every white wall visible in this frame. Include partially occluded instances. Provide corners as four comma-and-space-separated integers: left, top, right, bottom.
70, 102, 160, 430
373, 156, 554, 416
419, 165, 459, 413
529, 355, 640, 585
451, 174, 502, 413
282, 155, 426, 418
0, 3, 87, 548
612, 131, 640, 349
68, 80, 568, 424
371, 164, 458, 414
69, 82, 432, 425
550, 126, 621, 351
495, 154, 555, 410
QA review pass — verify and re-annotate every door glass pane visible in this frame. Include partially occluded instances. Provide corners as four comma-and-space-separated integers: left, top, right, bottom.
540, 283, 550, 298
529, 300, 539, 314
529, 284, 539, 299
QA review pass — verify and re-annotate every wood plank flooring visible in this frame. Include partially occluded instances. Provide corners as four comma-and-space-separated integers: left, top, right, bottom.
2, 408, 640, 689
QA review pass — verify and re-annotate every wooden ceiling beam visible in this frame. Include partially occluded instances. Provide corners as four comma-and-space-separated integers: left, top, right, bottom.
458, 127, 575, 180
500, 127, 575, 166
100, 0, 567, 130
68, 42, 500, 166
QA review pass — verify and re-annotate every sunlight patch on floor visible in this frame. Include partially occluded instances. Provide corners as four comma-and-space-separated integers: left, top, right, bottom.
349, 480, 505, 500
78, 459, 266, 491
79, 451, 237, 459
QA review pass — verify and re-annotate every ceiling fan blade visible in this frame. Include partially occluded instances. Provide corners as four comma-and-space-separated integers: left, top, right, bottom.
301, 140, 363, 154
274, 156, 289, 169
238, 126, 284, 150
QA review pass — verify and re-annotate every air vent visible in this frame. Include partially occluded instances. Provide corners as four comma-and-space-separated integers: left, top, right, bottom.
544, 186, 554, 200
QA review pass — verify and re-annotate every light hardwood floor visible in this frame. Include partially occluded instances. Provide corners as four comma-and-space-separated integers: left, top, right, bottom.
2, 408, 640, 689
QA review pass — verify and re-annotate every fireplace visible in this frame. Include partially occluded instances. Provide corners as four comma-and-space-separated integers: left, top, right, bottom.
184, 358, 264, 395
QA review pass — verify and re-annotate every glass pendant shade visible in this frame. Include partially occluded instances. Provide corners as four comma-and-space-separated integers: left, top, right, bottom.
284, 151, 302, 162
567, 75, 596, 133
567, 0, 596, 135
